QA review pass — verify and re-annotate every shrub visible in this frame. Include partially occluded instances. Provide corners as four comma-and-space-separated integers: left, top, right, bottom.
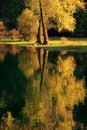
60, 37, 68, 44
0, 21, 6, 39
17, 9, 39, 41
8, 29, 20, 40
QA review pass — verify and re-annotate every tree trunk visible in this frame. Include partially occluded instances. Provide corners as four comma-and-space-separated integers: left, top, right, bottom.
40, 50, 48, 91
37, 48, 43, 71
37, 18, 43, 44
39, 0, 48, 44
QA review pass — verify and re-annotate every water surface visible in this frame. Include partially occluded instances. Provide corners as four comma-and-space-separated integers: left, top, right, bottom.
0, 45, 87, 130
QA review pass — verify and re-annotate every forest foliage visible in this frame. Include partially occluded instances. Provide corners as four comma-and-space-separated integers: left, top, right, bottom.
0, 0, 87, 39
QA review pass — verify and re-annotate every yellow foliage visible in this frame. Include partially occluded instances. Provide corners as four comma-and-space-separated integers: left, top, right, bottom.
17, 49, 86, 130
46, 0, 85, 31
55, 56, 86, 108
18, 49, 39, 78
44, 55, 86, 130
17, 9, 39, 40
24, 0, 85, 32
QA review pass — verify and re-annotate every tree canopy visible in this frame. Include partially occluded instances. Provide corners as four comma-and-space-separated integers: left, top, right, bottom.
25, 0, 85, 32
23, 0, 85, 43
0, 0, 86, 39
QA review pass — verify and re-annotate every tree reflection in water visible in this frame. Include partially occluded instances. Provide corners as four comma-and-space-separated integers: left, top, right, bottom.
18, 48, 86, 130
0, 46, 86, 130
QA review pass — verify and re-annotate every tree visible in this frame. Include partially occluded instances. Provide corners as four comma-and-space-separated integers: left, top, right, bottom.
24, 0, 85, 44
74, 6, 87, 37
0, 0, 25, 29
17, 9, 39, 41
0, 0, 85, 38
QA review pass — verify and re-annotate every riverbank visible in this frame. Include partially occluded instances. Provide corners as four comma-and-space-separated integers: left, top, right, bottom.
0, 37, 87, 52
0, 37, 87, 45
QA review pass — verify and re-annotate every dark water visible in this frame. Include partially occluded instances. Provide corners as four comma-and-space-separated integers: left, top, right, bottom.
0, 45, 87, 130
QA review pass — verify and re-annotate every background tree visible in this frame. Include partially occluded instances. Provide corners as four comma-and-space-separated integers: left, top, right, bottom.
74, 4, 87, 37
0, 0, 25, 29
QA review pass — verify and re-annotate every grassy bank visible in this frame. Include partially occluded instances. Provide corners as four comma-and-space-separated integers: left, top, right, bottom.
0, 38, 87, 52
0, 37, 87, 45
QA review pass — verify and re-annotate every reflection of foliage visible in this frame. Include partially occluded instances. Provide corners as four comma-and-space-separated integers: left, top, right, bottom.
44, 55, 86, 130
49, 56, 85, 130
18, 48, 41, 124
0, 112, 14, 130
5, 48, 86, 130
31, 102, 45, 128
56, 56, 85, 108
18, 48, 39, 78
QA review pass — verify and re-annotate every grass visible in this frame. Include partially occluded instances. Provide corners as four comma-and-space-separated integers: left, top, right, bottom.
49, 37, 87, 45
0, 37, 87, 45
0, 39, 35, 45
0, 37, 87, 51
